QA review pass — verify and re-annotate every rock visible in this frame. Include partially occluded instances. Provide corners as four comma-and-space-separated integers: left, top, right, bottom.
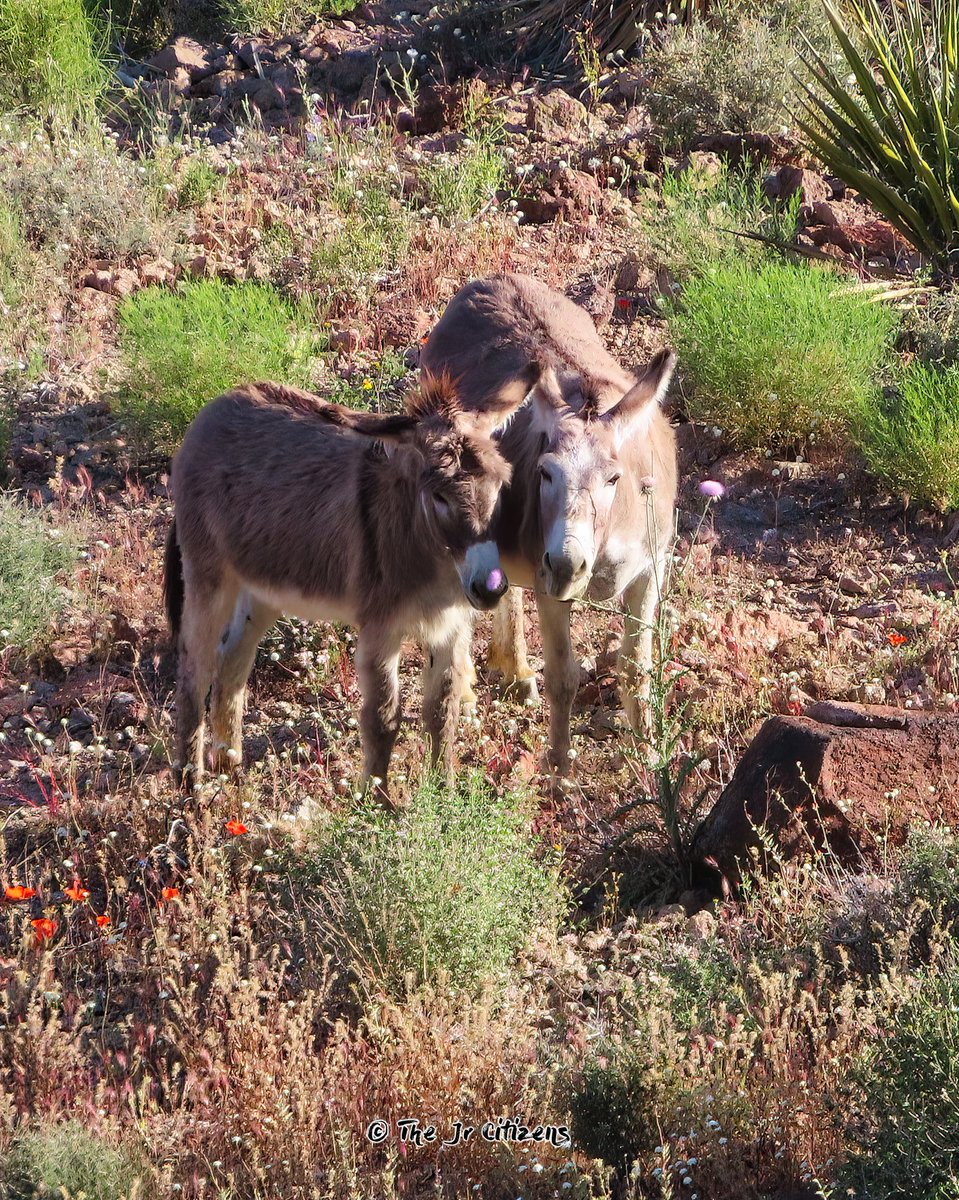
526, 90, 592, 141
106, 692, 144, 729
691, 702, 959, 881
520, 168, 607, 225
676, 150, 723, 181
330, 328, 361, 353
764, 164, 832, 206
149, 37, 214, 82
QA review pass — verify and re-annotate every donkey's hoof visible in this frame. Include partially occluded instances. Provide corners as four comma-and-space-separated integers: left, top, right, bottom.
503, 673, 540, 706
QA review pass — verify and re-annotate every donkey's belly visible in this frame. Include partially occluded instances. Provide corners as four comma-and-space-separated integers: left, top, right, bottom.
248, 581, 360, 627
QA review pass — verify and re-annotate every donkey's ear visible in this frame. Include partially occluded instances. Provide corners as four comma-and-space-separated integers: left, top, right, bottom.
312, 402, 417, 442
529, 364, 566, 437
602, 348, 676, 434
469, 361, 542, 438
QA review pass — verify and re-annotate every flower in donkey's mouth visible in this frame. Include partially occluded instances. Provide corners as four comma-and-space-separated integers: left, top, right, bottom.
640, 475, 655, 493
225, 820, 249, 836
486, 568, 504, 592
5, 885, 36, 901
32, 918, 56, 941
888, 631, 908, 647
64, 880, 90, 903
699, 479, 725, 499
161, 887, 180, 903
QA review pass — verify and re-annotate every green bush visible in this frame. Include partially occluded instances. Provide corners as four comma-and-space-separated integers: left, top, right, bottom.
844, 955, 959, 1198
118, 279, 324, 450
668, 258, 898, 449
0, 498, 76, 653
856, 362, 959, 511
307, 774, 562, 998
0, 0, 109, 123
644, 11, 797, 150
3, 1119, 147, 1199
797, 0, 959, 284
896, 824, 959, 915
420, 139, 508, 223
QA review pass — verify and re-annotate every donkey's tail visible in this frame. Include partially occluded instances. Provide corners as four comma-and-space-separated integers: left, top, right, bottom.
164, 520, 184, 641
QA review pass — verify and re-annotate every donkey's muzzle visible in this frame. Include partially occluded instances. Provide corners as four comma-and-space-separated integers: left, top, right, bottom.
469, 567, 509, 610
543, 549, 589, 600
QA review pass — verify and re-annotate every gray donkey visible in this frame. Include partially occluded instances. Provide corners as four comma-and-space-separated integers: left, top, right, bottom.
421, 273, 678, 773
164, 368, 536, 793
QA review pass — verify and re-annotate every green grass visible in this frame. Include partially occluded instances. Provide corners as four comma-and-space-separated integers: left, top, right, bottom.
221, 0, 355, 35
117, 279, 324, 451
420, 138, 508, 223
0, 0, 109, 124
668, 258, 899, 449
642, 160, 801, 279
306, 773, 563, 999
855, 361, 959, 511
0, 497, 77, 652
3, 1119, 147, 1200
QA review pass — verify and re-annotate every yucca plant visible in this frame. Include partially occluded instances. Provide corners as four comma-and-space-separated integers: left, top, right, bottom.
796, 0, 959, 284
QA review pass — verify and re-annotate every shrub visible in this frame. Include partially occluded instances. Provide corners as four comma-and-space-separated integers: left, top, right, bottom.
306, 774, 563, 998
844, 955, 959, 1198
855, 362, 959, 511
0, 0, 109, 124
643, 11, 797, 150
0, 498, 76, 652
797, 0, 959, 284
668, 258, 898, 449
0, 123, 177, 267
896, 824, 959, 915
118, 279, 323, 450
3, 1120, 147, 1199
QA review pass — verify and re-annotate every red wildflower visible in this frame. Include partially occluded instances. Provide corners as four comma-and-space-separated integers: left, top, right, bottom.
161, 887, 180, 903
32, 918, 56, 941
225, 819, 248, 836
5, 885, 36, 901
888, 631, 908, 648
96, 914, 111, 928
64, 880, 90, 903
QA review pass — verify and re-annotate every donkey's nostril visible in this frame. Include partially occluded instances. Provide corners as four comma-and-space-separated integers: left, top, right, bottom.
543, 552, 553, 573
486, 568, 504, 593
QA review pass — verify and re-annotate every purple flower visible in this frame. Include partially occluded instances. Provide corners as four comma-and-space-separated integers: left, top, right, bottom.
699, 480, 725, 499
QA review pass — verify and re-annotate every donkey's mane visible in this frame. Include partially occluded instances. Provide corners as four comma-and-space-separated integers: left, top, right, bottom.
245, 381, 415, 438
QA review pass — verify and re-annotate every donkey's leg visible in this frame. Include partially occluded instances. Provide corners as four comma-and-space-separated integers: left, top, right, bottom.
422, 610, 473, 778
620, 557, 665, 740
459, 647, 479, 720
176, 567, 238, 785
209, 592, 279, 775
535, 593, 579, 775
356, 624, 404, 793
488, 586, 539, 704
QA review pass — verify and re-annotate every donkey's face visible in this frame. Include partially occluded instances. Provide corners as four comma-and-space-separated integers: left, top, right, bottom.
532, 350, 676, 601
409, 371, 536, 610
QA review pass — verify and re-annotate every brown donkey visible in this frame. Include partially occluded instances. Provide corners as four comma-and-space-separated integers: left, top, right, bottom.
421, 273, 678, 773
164, 370, 535, 791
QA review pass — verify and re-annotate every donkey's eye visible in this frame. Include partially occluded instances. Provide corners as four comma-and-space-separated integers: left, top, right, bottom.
539, 466, 553, 485
433, 492, 452, 515
607, 472, 622, 487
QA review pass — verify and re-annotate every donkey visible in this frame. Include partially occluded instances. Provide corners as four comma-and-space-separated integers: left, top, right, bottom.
421, 273, 678, 773
164, 368, 536, 793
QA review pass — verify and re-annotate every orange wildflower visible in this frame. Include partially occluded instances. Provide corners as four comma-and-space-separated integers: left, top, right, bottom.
225, 819, 248, 836
5, 885, 36, 901
32, 918, 56, 941
161, 887, 180, 902
888, 631, 908, 647
95, 914, 111, 928
65, 880, 90, 903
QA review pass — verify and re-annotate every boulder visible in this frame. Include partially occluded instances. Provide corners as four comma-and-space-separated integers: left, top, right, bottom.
526, 90, 594, 142
764, 164, 832, 206
149, 37, 214, 82
520, 167, 608, 225
691, 702, 959, 881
